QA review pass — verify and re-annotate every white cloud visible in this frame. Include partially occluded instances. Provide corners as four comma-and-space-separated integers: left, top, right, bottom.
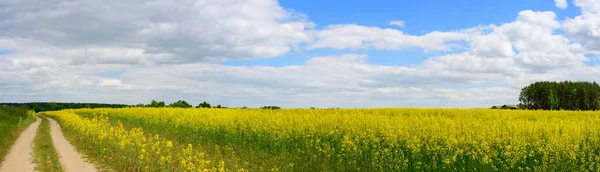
515, 10, 560, 28
307, 24, 480, 51
555, 0, 568, 9
0, 51, 521, 107
100, 54, 520, 107
0, 0, 314, 63
389, 20, 405, 27
99, 79, 123, 87
564, 0, 600, 51
467, 10, 585, 72
469, 33, 515, 57
422, 53, 521, 76
2, 1, 600, 108
574, 0, 600, 13
98, 78, 136, 91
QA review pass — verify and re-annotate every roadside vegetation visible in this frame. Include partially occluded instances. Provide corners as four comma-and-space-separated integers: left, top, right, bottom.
32, 117, 63, 172
0, 106, 36, 163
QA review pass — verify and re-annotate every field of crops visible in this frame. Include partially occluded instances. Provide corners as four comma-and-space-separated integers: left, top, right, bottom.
43, 108, 600, 171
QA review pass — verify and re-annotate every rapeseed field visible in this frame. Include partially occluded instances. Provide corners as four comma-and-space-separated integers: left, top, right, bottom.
44, 108, 600, 171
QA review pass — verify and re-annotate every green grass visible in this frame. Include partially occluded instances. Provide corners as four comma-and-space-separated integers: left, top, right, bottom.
32, 117, 63, 172
0, 106, 36, 163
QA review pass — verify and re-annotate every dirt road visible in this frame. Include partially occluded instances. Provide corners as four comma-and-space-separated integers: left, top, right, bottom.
0, 118, 41, 172
47, 117, 97, 172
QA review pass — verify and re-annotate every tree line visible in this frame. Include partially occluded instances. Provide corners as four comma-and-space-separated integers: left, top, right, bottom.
519, 81, 600, 110
135, 100, 283, 109
0, 100, 230, 112
134, 100, 228, 108
0, 102, 129, 113
0, 100, 285, 112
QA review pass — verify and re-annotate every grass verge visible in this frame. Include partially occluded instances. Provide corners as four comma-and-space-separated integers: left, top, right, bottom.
32, 117, 63, 172
0, 106, 36, 163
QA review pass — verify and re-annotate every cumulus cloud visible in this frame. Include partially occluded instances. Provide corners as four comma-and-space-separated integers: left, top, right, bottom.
555, 0, 568, 9
469, 33, 515, 58
467, 10, 585, 72
564, 0, 600, 51
2, 0, 600, 107
0, 0, 314, 63
574, 0, 600, 12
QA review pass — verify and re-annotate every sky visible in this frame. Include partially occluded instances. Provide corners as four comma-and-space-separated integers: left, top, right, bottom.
1, 0, 600, 108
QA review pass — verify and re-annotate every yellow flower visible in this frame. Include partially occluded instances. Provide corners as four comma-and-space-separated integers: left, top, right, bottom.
166, 141, 173, 148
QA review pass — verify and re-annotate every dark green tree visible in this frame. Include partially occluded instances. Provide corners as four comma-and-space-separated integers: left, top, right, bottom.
30, 103, 43, 113
45, 103, 64, 111
168, 100, 192, 108
260, 106, 281, 110
157, 101, 166, 107
149, 100, 166, 108
197, 101, 211, 108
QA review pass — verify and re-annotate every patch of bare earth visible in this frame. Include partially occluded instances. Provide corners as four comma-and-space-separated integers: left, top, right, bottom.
47, 118, 97, 172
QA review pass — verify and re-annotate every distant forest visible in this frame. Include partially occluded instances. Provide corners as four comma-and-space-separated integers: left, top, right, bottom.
0, 102, 129, 112
519, 81, 600, 110
0, 100, 281, 112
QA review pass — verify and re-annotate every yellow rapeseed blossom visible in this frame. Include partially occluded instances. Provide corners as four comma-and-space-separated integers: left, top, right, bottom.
44, 108, 600, 171
43, 110, 217, 171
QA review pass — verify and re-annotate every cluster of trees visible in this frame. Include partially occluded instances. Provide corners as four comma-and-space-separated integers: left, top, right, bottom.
0, 102, 129, 112
260, 106, 282, 110
135, 100, 227, 109
519, 81, 600, 110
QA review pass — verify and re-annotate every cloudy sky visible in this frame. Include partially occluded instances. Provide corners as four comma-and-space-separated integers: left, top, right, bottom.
1, 0, 599, 108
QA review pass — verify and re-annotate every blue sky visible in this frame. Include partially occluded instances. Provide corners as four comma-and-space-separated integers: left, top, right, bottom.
282, 0, 578, 32
1, 0, 599, 107
223, 0, 579, 67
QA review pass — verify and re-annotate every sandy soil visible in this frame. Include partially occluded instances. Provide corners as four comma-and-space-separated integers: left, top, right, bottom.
0, 117, 41, 172
47, 117, 97, 172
